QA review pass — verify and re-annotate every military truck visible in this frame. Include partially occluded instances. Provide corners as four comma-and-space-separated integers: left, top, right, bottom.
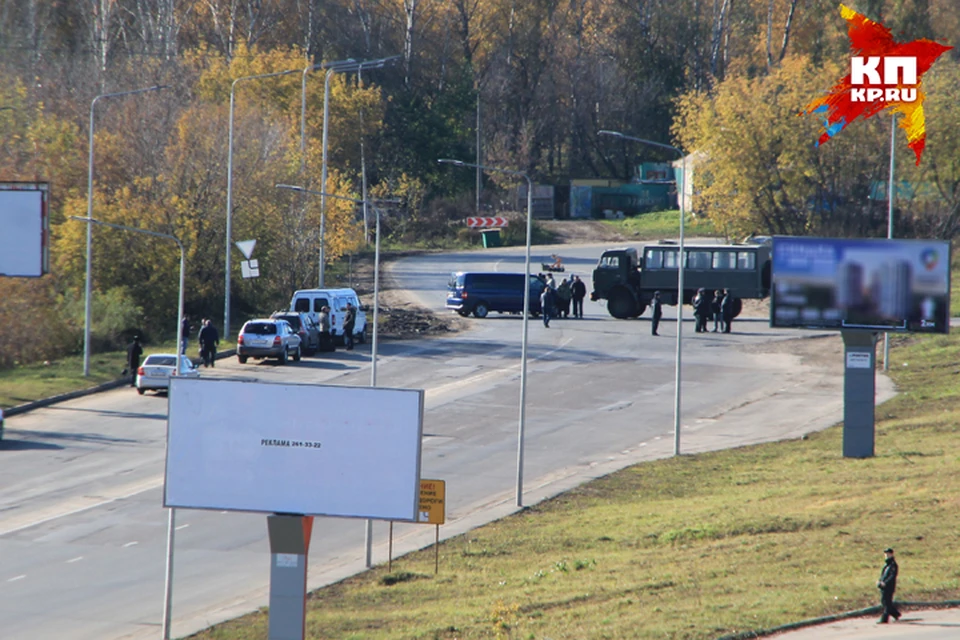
590, 241, 772, 319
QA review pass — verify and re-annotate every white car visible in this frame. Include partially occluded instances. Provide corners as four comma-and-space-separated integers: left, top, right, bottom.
135, 354, 200, 395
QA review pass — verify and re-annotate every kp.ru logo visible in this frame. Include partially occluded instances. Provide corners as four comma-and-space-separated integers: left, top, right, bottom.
802, 4, 952, 165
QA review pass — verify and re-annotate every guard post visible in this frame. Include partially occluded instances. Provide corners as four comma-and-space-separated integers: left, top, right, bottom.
267, 514, 314, 640
841, 331, 878, 458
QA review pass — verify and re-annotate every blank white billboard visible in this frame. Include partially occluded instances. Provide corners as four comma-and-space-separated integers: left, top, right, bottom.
165, 378, 423, 521
0, 187, 48, 277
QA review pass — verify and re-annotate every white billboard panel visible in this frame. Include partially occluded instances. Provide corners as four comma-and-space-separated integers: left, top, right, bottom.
0, 185, 49, 277
165, 378, 423, 521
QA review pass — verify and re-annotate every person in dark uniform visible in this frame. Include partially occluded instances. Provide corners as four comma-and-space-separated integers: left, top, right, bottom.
343, 303, 357, 350
198, 319, 219, 367
720, 289, 734, 333
651, 291, 663, 336
126, 335, 143, 387
180, 316, 190, 354
711, 289, 723, 332
571, 275, 587, 318
877, 547, 901, 623
693, 288, 709, 332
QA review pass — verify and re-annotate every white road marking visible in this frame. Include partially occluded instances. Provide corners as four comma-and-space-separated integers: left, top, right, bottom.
176, 523, 190, 531
123, 541, 138, 548
8, 575, 26, 582
66, 557, 84, 564
0, 338, 578, 538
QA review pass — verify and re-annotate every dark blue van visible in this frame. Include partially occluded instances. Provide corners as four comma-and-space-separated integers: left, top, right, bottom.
447, 272, 545, 318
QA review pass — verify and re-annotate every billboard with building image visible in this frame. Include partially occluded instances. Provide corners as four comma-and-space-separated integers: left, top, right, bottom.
770, 236, 951, 334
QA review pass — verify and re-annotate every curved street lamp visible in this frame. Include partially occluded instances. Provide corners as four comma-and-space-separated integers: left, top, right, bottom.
316, 55, 400, 287
598, 129, 687, 456
82, 85, 168, 376
225, 69, 300, 340
438, 158, 534, 507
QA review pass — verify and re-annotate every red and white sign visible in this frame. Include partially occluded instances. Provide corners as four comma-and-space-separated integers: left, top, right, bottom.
466, 216, 508, 228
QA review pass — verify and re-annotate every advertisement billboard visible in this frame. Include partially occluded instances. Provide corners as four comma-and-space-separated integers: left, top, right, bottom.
164, 379, 424, 521
771, 236, 951, 333
0, 183, 49, 277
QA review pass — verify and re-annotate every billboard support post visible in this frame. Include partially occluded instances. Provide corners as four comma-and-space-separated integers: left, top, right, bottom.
842, 330, 878, 458
267, 514, 313, 640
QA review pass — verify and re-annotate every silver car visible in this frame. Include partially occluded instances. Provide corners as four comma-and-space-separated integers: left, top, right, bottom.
136, 354, 200, 395
237, 318, 302, 364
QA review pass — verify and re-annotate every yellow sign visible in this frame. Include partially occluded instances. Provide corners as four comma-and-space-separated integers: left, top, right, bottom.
419, 479, 445, 525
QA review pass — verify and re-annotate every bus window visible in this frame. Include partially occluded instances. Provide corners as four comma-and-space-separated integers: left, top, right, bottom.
737, 252, 756, 270
713, 252, 737, 269
663, 250, 680, 269
688, 251, 712, 269
645, 249, 663, 268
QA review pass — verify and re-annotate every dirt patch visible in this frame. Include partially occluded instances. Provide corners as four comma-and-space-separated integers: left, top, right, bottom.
538, 220, 631, 244
338, 251, 469, 341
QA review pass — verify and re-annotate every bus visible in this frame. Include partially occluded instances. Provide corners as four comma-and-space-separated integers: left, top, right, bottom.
591, 241, 772, 319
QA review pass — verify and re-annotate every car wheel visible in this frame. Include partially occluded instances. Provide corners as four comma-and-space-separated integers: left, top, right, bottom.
293, 346, 302, 362
137, 387, 144, 395
279, 348, 288, 365
238, 355, 248, 364
473, 302, 489, 318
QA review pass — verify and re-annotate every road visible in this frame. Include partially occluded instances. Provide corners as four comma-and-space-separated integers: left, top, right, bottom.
0, 242, 890, 639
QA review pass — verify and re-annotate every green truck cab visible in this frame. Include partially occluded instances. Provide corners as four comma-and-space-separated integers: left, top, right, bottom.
590, 242, 772, 319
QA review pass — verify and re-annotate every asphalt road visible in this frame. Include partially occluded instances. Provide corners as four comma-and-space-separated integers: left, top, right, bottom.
0, 242, 895, 640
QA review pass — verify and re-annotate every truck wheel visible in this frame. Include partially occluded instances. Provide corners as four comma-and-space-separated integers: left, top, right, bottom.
632, 303, 647, 318
608, 289, 638, 319
473, 302, 489, 318
731, 297, 743, 318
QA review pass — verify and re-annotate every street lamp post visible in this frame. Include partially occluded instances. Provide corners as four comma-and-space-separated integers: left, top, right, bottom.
70, 215, 184, 640
225, 70, 299, 340
438, 159, 533, 507
82, 85, 167, 376
598, 130, 686, 456
317, 55, 399, 287
277, 184, 399, 567
884, 112, 897, 372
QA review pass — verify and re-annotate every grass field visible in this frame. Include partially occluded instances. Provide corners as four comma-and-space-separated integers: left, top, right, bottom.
181, 331, 960, 640
603, 209, 719, 240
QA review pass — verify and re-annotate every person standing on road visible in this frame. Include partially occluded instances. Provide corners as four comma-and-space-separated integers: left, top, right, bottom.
540, 285, 555, 328
571, 275, 587, 318
720, 289, 734, 333
318, 305, 333, 352
180, 316, 190, 355
711, 290, 723, 332
557, 278, 573, 318
198, 319, 219, 368
651, 291, 663, 336
693, 289, 709, 333
343, 303, 357, 351
877, 547, 902, 623
126, 335, 143, 386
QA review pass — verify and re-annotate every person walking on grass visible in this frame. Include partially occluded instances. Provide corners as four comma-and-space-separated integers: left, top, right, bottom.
877, 547, 902, 623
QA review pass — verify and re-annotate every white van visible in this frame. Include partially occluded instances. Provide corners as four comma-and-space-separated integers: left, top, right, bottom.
290, 288, 367, 344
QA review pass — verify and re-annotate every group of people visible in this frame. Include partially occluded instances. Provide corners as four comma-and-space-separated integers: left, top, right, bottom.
693, 288, 735, 334
649, 288, 736, 336
539, 274, 587, 328
177, 316, 220, 366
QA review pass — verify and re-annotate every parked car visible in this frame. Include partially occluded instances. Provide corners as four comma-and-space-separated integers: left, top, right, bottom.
237, 318, 302, 364
446, 272, 546, 318
290, 288, 367, 345
271, 311, 321, 355
136, 354, 200, 395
